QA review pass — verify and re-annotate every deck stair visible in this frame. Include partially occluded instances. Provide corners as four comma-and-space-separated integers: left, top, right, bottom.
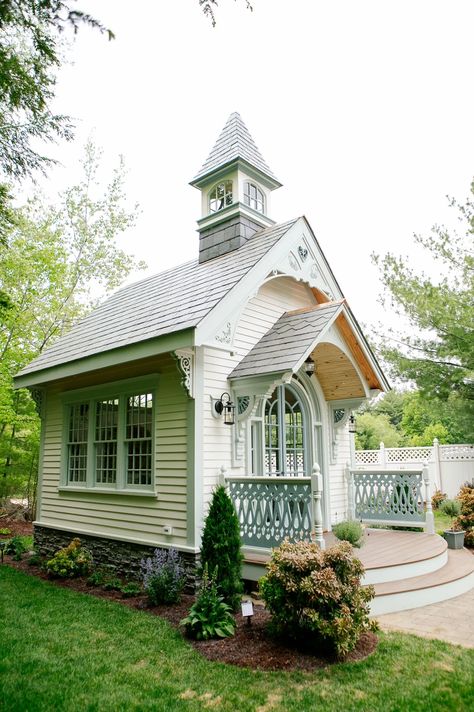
242, 529, 474, 615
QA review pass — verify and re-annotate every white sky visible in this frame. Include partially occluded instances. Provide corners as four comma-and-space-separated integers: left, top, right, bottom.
38, 0, 474, 331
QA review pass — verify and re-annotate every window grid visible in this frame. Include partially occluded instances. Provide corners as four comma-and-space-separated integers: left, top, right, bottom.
67, 403, 89, 483
209, 180, 233, 213
126, 393, 153, 486
95, 399, 119, 484
264, 386, 306, 477
244, 182, 265, 213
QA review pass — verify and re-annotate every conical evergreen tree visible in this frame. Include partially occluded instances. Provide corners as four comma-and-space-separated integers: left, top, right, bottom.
200, 485, 243, 611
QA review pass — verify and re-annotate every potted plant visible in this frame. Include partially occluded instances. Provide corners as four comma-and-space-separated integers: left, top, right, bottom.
439, 499, 464, 549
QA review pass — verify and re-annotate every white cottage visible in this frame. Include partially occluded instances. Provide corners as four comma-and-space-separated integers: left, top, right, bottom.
15, 112, 392, 579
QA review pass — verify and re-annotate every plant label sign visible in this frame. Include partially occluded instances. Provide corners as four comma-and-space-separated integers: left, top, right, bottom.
241, 600, 254, 618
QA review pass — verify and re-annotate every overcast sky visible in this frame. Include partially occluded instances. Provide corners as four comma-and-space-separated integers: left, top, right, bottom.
39, 0, 474, 330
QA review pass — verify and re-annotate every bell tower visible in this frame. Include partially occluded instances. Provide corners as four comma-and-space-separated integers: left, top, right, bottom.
190, 112, 282, 263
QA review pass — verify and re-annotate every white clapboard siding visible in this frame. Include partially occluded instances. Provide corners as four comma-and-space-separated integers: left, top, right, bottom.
201, 277, 317, 511
38, 355, 189, 546
330, 426, 351, 523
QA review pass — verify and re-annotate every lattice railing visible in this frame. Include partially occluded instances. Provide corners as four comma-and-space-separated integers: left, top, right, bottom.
226, 477, 312, 548
386, 447, 431, 463
351, 470, 425, 524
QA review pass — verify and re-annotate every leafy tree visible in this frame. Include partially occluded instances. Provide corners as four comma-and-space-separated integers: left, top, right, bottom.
200, 485, 243, 611
0, 141, 143, 508
355, 412, 402, 450
200, 0, 253, 27
373, 180, 474, 439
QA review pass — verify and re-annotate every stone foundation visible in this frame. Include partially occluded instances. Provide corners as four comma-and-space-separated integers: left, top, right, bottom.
34, 525, 200, 591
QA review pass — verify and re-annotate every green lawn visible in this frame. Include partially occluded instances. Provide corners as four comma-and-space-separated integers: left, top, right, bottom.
1, 567, 473, 712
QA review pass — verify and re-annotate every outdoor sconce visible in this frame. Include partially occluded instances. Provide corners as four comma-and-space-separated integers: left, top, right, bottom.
348, 414, 357, 433
304, 356, 315, 376
214, 392, 235, 426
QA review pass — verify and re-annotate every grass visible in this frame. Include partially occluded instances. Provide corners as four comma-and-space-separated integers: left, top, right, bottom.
434, 508, 454, 534
1, 567, 473, 711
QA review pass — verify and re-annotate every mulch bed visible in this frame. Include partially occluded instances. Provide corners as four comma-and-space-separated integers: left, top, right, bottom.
4, 554, 378, 671
0, 514, 33, 539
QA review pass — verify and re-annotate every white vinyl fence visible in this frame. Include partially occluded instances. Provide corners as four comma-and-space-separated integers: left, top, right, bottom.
354, 439, 474, 498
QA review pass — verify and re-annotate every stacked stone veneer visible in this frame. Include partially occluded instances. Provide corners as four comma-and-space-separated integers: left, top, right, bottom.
34, 525, 200, 591
198, 213, 262, 262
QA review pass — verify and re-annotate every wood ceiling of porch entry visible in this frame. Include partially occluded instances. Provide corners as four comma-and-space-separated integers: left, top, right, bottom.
310, 342, 365, 400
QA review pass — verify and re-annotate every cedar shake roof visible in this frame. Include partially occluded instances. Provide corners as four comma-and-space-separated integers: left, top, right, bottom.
16, 219, 297, 378
230, 302, 344, 379
191, 112, 280, 185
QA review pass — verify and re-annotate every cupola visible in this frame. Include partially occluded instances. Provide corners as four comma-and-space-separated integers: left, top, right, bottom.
190, 112, 282, 263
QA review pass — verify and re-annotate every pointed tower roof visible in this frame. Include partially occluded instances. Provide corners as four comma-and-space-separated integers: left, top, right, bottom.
191, 112, 281, 187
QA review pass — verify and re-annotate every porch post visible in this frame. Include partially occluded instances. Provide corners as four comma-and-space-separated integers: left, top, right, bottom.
423, 463, 435, 535
346, 461, 356, 520
311, 463, 325, 550
432, 437, 442, 491
380, 441, 386, 467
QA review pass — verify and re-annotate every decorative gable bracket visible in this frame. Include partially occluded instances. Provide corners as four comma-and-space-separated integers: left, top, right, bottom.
329, 398, 364, 463
174, 349, 195, 399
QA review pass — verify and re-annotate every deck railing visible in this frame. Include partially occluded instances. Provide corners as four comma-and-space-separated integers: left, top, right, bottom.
347, 466, 435, 533
223, 465, 325, 550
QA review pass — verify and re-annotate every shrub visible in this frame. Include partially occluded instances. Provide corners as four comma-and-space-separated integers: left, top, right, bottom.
259, 540, 376, 658
431, 489, 447, 510
454, 481, 474, 547
103, 577, 123, 591
141, 548, 185, 605
5, 535, 31, 561
121, 581, 142, 598
45, 538, 93, 578
87, 568, 110, 587
180, 565, 235, 640
333, 520, 364, 547
440, 499, 461, 529
200, 485, 243, 611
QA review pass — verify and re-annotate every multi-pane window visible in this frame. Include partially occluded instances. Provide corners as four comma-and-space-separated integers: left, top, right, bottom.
264, 386, 306, 476
126, 393, 153, 486
243, 182, 265, 213
209, 180, 233, 213
67, 403, 89, 483
66, 390, 154, 489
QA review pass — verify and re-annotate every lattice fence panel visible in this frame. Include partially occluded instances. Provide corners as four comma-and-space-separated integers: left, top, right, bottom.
386, 447, 431, 463
440, 445, 474, 461
227, 479, 312, 548
355, 450, 380, 464
354, 471, 424, 522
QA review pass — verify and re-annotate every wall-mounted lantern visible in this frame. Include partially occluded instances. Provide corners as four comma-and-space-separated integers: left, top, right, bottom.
214, 392, 235, 425
304, 356, 315, 376
348, 414, 357, 433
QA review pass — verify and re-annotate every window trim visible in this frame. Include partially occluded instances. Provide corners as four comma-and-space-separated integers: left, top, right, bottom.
263, 383, 311, 477
61, 375, 158, 493
208, 180, 233, 214
243, 181, 265, 214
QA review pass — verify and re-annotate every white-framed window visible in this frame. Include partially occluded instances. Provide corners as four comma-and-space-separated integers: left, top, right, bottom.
209, 180, 233, 213
264, 384, 307, 476
64, 380, 155, 491
243, 182, 265, 213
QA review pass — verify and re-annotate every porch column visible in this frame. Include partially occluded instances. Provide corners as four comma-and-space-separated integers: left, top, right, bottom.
423, 464, 435, 535
345, 461, 356, 520
311, 463, 325, 550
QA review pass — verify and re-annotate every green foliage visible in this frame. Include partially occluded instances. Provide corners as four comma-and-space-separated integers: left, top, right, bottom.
454, 481, 474, 547
120, 581, 142, 598
333, 520, 364, 548
439, 499, 461, 530
0, 527, 11, 535
5, 534, 31, 560
431, 489, 447, 510
102, 577, 122, 592
45, 537, 93, 578
372, 181, 474, 441
355, 412, 402, 449
259, 540, 376, 659
86, 568, 110, 587
200, 485, 243, 611
180, 565, 235, 641
141, 548, 186, 605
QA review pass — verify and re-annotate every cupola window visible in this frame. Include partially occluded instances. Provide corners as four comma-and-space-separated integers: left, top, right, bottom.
209, 180, 233, 213
244, 182, 265, 213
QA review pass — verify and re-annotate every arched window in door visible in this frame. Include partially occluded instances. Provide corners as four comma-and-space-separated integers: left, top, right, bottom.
264, 384, 307, 476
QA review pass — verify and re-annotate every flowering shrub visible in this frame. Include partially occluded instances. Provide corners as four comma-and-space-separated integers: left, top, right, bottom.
454, 480, 474, 547
259, 540, 376, 658
45, 538, 93, 578
431, 488, 447, 510
141, 548, 186, 605
180, 565, 235, 640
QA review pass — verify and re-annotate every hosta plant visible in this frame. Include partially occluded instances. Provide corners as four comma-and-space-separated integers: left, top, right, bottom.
141, 547, 186, 605
259, 539, 376, 658
45, 538, 93, 578
180, 565, 235, 641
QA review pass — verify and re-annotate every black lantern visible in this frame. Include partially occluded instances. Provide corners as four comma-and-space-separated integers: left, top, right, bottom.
348, 414, 357, 433
214, 392, 235, 425
304, 356, 315, 376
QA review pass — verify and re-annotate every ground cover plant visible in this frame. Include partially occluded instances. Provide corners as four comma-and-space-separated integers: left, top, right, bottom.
333, 520, 364, 547
1, 566, 473, 712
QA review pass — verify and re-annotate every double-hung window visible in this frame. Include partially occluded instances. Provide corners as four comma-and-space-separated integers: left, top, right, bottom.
64, 381, 155, 491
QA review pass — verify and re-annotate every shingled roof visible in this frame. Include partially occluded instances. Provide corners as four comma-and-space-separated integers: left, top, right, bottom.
230, 302, 344, 380
16, 219, 297, 378
191, 112, 280, 185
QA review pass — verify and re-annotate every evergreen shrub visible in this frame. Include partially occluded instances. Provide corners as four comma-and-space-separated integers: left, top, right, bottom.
180, 565, 235, 640
332, 520, 364, 547
454, 480, 474, 546
440, 498, 461, 529
259, 540, 376, 658
200, 485, 243, 611
45, 538, 93, 578
141, 548, 185, 605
